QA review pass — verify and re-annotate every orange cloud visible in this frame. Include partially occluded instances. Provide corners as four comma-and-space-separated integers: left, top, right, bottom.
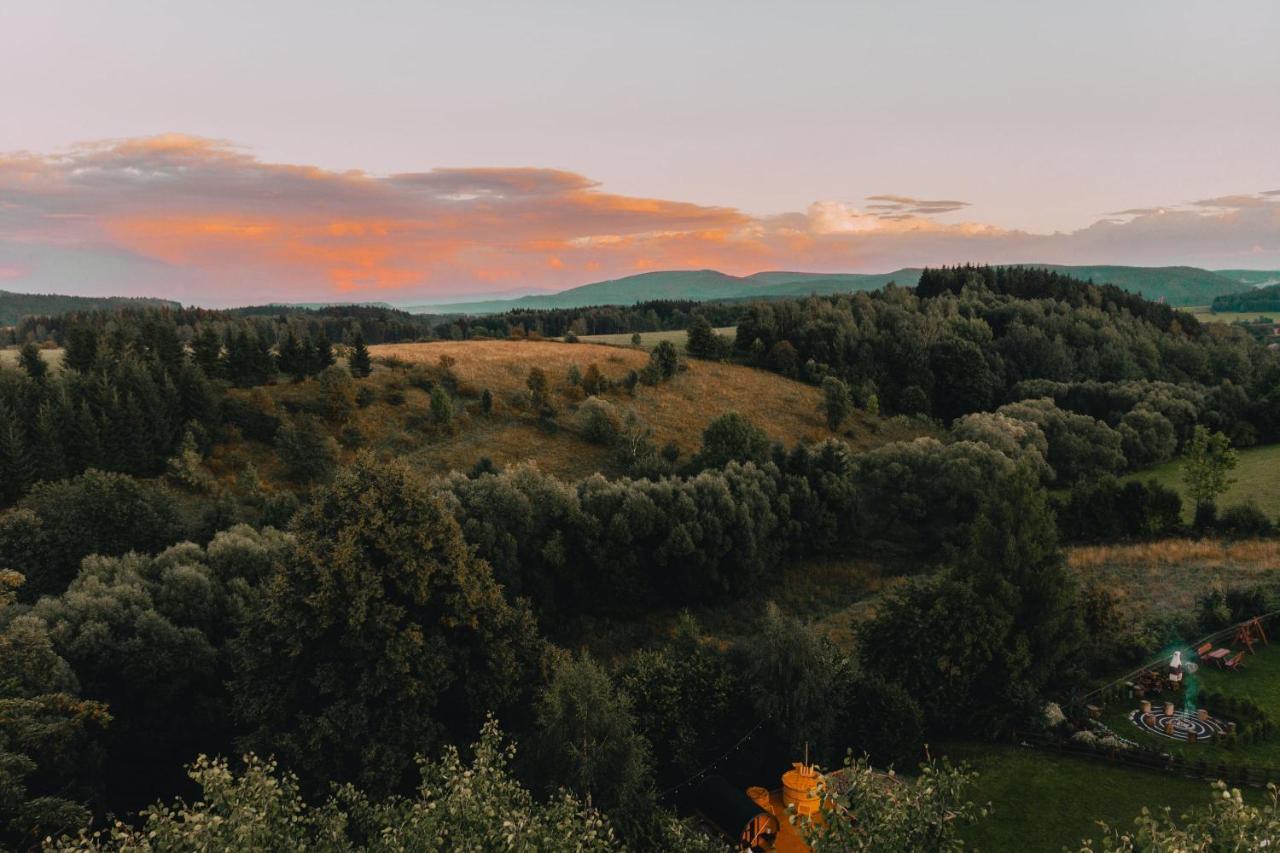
2, 134, 1279, 305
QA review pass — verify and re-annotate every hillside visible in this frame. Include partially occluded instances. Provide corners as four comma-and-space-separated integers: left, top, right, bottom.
0, 289, 180, 325
1210, 281, 1280, 313
403, 263, 1251, 315
213, 339, 926, 486
1216, 269, 1280, 287
1018, 264, 1248, 306
403, 269, 915, 314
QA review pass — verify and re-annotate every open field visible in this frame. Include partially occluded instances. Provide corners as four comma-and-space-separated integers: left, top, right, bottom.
943, 742, 1226, 851
1185, 305, 1278, 324
1068, 539, 1280, 623
578, 326, 736, 351
0, 346, 64, 370
214, 339, 926, 486
1124, 443, 1280, 521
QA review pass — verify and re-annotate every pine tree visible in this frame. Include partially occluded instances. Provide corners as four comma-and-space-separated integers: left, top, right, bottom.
63, 325, 100, 373
312, 333, 336, 374
18, 342, 48, 381
191, 326, 224, 377
349, 331, 372, 378
0, 404, 33, 502
29, 401, 67, 483
277, 329, 307, 382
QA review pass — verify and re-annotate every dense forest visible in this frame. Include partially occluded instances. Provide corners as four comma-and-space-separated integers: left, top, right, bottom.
0, 291, 179, 327
1211, 282, 1280, 313
4, 266, 1280, 849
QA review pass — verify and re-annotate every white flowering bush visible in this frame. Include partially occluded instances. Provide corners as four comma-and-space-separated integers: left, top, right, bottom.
1081, 781, 1280, 850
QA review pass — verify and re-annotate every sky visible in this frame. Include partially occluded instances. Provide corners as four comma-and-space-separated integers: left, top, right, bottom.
1, 0, 1278, 306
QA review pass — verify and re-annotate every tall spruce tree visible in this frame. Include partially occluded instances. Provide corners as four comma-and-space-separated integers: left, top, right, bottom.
348, 331, 372, 378
18, 343, 47, 381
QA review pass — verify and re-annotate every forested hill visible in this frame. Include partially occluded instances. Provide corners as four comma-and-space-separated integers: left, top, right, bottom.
405, 263, 1257, 315
0, 289, 180, 325
1211, 281, 1280, 313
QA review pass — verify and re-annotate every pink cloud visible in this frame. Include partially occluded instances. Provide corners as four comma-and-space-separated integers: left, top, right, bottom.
1, 134, 1278, 306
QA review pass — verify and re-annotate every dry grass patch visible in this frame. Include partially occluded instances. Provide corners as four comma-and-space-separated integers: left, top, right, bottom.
369, 339, 920, 469
1067, 538, 1280, 622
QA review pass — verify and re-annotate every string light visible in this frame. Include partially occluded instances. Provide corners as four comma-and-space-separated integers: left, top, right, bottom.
658, 716, 770, 800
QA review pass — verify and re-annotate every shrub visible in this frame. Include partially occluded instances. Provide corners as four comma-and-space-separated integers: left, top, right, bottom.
579, 398, 621, 446
1217, 502, 1274, 537
274, 415, 338, 483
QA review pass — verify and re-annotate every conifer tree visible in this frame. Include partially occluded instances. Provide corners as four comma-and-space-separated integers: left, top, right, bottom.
348, 331, 372, 378
18, 342, 47, 381
63, 326, 100, 373
191, 326, 224, 377
312, 333, 336, 373
277, 329, 307, 382
0, 405, 32, 503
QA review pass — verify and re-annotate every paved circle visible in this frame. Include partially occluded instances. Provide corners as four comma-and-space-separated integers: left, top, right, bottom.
1129, 708, 1227, 741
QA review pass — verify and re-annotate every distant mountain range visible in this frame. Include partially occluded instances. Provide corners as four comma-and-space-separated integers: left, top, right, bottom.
0, 290, 180, 326
405, 265, 1279, 315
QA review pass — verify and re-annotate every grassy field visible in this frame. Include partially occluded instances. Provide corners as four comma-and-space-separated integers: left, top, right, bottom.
1123, 443, 1280, 521
578, 326, 736, 351
0, 346, 64, 370
1068, 539, 1280, 624
213, 339, 924, 487
942, 742, 1221, 851
1185, 305, 1278, 324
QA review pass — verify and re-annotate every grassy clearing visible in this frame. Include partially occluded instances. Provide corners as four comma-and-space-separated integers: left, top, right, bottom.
361, 340, 923, 480
942, 741, 1221, 851
0, 346, 64, 370
578, 326, 736, 351
212, 339, 926, 487
1123, 443, 1280, 522
1067, 539, 1280, 624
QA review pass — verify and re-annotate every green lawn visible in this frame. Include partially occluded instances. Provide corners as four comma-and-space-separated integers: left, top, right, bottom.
577, 326, 735, 351
941, 742, 1221, 851
1123, 443, 1280, 521
1100, 641, 1280, 766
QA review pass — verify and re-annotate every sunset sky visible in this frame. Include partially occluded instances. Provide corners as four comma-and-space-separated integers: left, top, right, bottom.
2, 1, 1279, 305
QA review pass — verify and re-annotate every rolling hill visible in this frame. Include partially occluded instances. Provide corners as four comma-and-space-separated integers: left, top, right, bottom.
0, 289, 180, 325
404, 264, 1262, 315
213, 339, 927, 487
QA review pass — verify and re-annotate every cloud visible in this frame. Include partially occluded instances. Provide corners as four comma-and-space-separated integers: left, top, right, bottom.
1, 134, 1278, 305
865, 194, 971, 216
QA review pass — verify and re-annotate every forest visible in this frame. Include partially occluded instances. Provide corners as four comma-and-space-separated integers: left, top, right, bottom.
4, 266, 1280, 850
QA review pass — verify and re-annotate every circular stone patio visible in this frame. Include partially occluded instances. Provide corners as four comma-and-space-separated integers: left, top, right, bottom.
1129, 708, 1228, 742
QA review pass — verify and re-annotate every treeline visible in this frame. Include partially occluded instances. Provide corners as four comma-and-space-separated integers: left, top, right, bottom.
0, 342, 219, 507
1211, 282, 1280, 313
5, 303, 439, 349
449, 299, 745, 340
733, 266, 1280, 462
0, 290, 178, 326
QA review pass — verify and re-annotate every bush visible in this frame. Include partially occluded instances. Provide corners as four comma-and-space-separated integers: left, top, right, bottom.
835, 676, 925, 769
1217, 502, 1274, 537
355, 385, 376, 408
578, 398, 621, 446
275, 415, 338, 483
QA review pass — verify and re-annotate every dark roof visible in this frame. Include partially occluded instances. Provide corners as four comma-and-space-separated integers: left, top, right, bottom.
693, 775, 770, 838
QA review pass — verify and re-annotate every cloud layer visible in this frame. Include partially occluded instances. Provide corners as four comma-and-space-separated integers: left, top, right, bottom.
2, 135, 1278, 305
